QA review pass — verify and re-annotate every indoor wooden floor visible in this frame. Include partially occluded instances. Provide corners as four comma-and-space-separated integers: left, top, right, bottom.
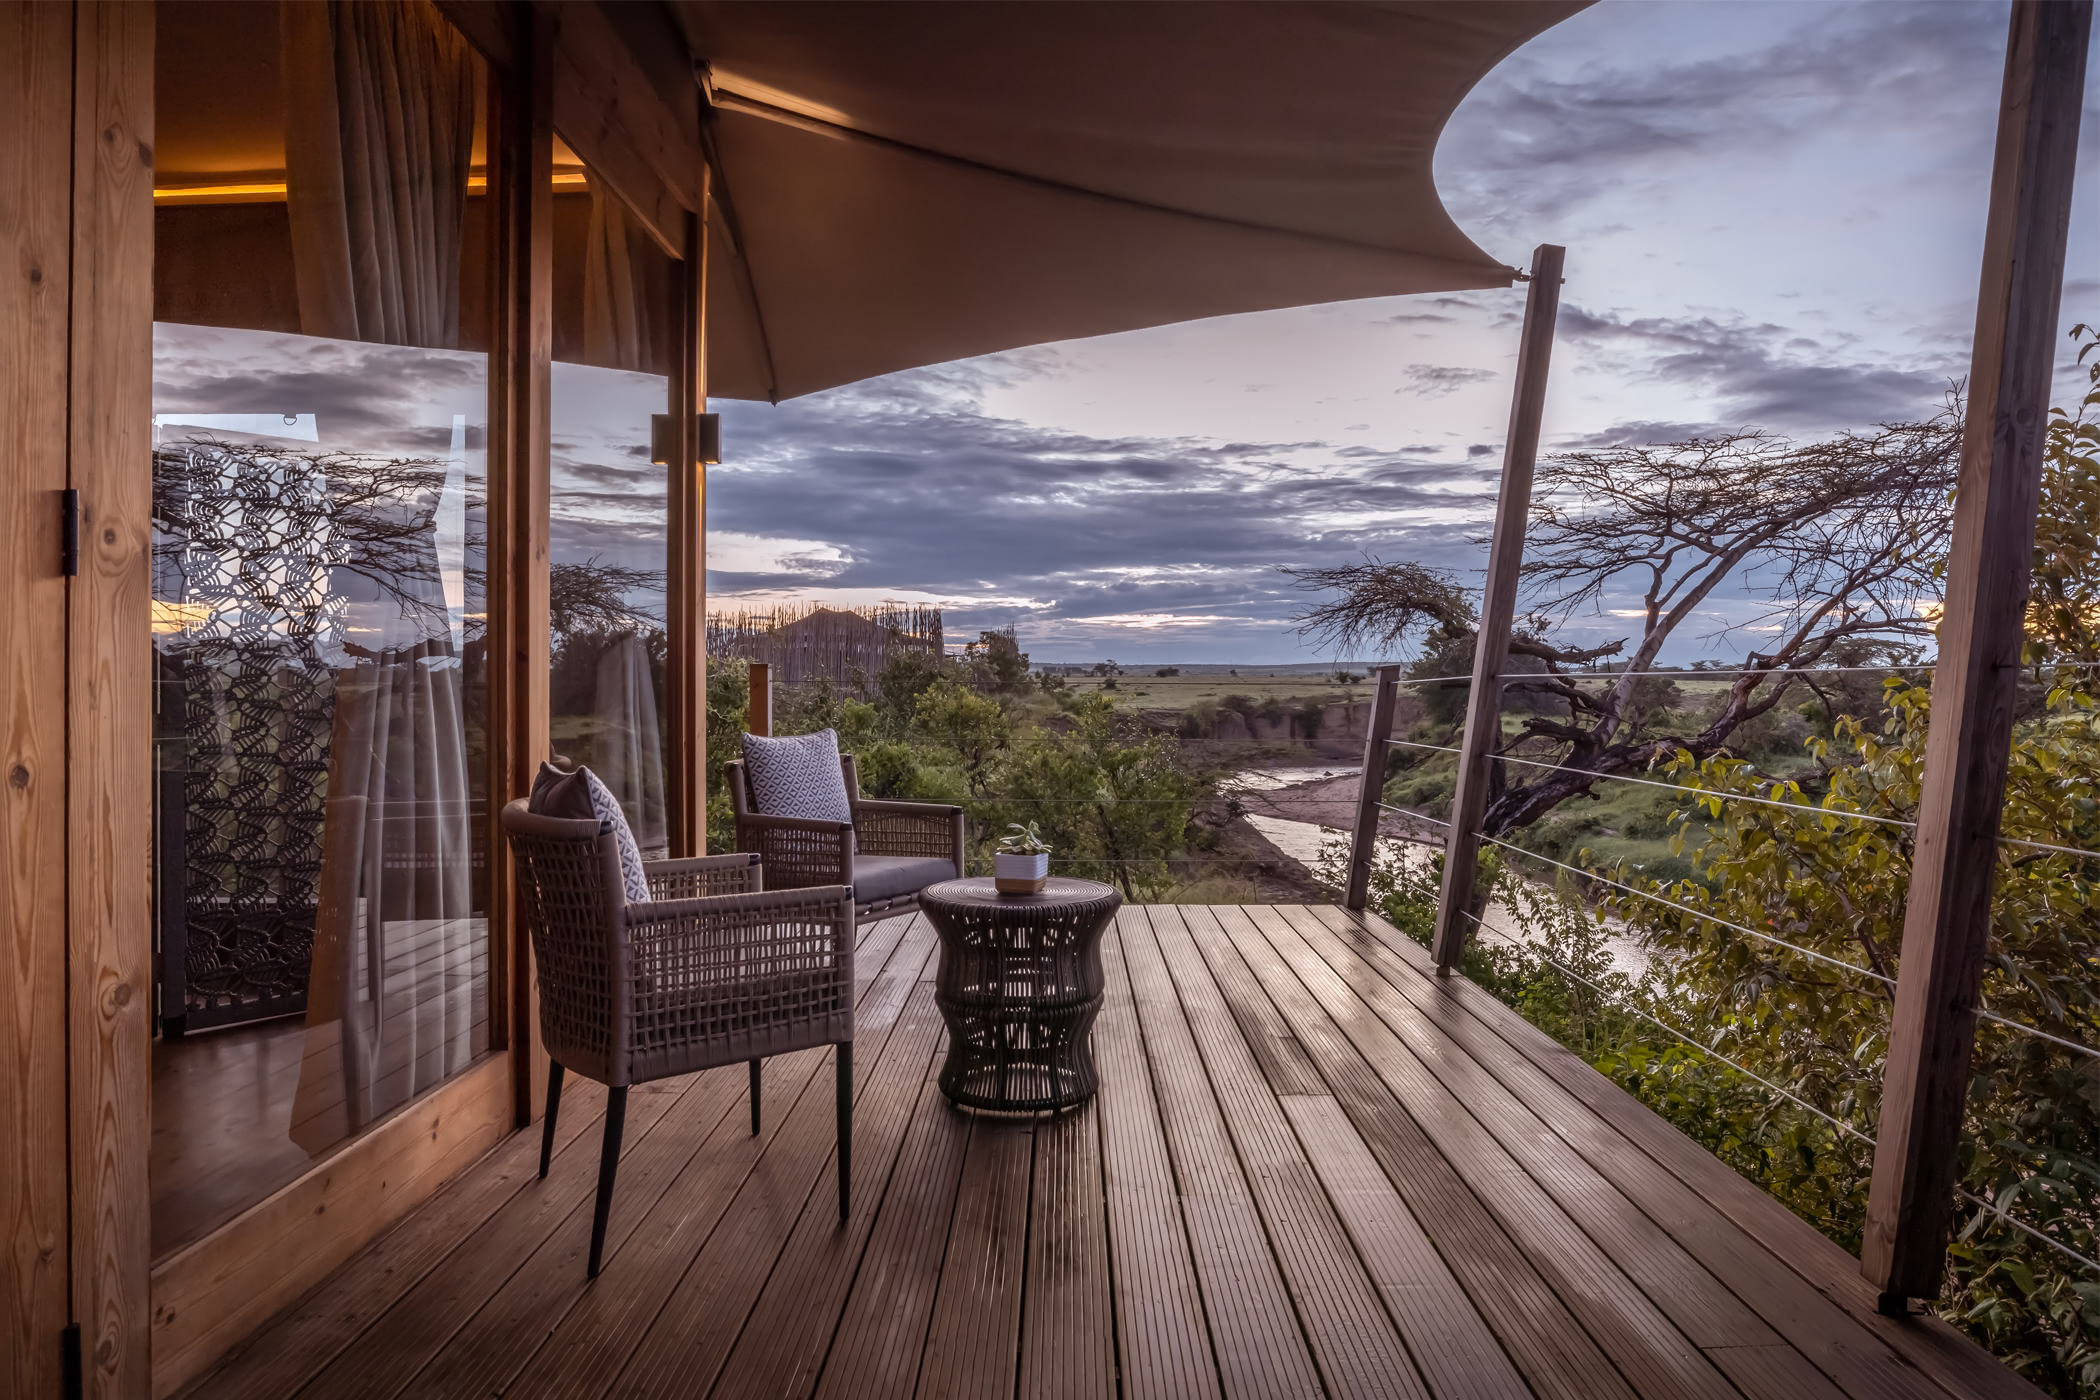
180, 904, 2039, 1400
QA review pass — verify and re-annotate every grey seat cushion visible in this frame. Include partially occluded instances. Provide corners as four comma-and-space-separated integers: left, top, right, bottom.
742, 728, 853, 824
852, 855, 957, 904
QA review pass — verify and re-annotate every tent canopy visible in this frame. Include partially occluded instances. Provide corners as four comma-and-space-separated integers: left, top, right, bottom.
670, 1, 1586, 401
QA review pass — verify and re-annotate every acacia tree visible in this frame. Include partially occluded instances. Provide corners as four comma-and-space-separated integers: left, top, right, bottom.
1289, 411, 1960, 837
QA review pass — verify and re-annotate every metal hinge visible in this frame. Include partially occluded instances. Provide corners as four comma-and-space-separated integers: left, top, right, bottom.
60, 489, 79, 577
62, 1322, 83, 1400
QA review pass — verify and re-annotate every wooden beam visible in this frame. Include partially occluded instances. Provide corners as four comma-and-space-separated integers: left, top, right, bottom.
67, 3, 156, 1395
487, 9, 556, 1128
543, 1, 701, 261
1432, 244, 1564, 974
434, 1, 700, 260
667, 196, 711, 856
0, 6, 79, 1395
1864, 0, 2090, 1312
1344, 667, 1401, 911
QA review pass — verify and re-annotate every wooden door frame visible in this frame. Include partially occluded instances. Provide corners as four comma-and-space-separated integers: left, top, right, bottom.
141, 5, 551, 1396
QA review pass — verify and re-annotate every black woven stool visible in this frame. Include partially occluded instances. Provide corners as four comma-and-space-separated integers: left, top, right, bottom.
921, 877, 1121, 1112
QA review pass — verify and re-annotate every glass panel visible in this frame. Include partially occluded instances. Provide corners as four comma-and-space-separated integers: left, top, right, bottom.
548, 148, 676, 855
150, 0, 494, 1257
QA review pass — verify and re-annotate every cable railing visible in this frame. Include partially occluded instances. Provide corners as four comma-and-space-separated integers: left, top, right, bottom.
1342, 641, 2100, 1311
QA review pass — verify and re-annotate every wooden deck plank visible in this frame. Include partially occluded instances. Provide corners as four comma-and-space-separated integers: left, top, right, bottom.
813, 1043, 970, 1400
503, 919, 937, 1400
914, 1115, 1036, 1400
173, 1076, 607, 1400
1139, 907, 1431, 1400
285, 1070, 696, 1400
393, 1058, 757, 1397
1113, 913, 1326, 1400
1313, 905, 2046, 1400
1238, 903, 1734, 1400
172, 904, 2041, 1400
1174, 907, 1533, 1400
599, 931, 941, 1400
1212, 905, 1652, 1400
1266, 908, 1800, 1367
708, 990, 954, 1398
1094, 914, 1224, 1400
1018, 1102, 1116, 1400
1278, 1093, 1533, 1400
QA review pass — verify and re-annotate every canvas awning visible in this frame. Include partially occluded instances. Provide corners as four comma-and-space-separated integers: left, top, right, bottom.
671, 1, 1587, 401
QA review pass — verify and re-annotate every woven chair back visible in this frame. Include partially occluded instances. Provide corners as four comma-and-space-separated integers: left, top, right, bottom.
499, 800, 627, 1082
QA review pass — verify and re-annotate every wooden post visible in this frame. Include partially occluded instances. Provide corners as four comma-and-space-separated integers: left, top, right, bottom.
58, 4, 157, 1393
1344, 666, 1402, 910
488, 6, 555, 1127
1864, 0, 2089, 1313
748, 660, 773, 737
667, 191, 710, 856
1432, 244, 1564, 975
0, 8, 79, 1393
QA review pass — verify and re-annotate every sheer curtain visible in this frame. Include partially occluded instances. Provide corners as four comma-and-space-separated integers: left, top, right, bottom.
282, 0, 475, 349
283, 0, 483, 1151
592, 633, 668, 858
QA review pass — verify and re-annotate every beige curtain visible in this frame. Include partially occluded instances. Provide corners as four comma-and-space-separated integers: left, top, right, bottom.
293, 642, 477, 1152
582, 171, 656, 371
592, 632, 668, 859
282, 0, 474, 348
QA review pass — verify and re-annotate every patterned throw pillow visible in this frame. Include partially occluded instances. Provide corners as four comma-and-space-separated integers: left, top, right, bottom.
528, 760, 651, 905
742, 729, 853, 824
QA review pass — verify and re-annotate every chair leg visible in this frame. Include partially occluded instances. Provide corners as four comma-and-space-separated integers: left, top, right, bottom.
588, 1086, 628, 1279
750, 1058, 762, 1135
836, 1041, 853, 1219
540, 1060, 564, 1179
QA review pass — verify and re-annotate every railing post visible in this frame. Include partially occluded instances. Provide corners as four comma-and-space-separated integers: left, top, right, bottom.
1864, 0, 2088, 1314
747, 660, 772, 737
1432, 244, 1564, 975
1344, 665, 1402, 911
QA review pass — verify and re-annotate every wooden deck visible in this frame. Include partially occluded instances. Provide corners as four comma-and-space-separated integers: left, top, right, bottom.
179, 904, 2040, 1400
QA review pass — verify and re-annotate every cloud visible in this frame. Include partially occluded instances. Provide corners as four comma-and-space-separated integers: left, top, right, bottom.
1401, 364, 1498, 398
1556, 305, 1949, 429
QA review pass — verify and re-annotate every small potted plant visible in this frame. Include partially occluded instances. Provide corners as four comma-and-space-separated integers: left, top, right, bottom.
993, 822, 1051, 894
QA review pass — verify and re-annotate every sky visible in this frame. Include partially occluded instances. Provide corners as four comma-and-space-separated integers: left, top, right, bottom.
152, 1, 2100, 670
702, 0, 2100, 666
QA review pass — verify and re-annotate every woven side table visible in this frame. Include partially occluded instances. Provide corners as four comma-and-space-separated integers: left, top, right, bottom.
921, 877, 1121, 1112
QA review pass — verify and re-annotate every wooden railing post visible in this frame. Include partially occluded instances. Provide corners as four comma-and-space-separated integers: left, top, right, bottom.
748, 660, 772, 737
1432, 243, 1564, 974
1864, 0, 2089, 1313
1344, 665, 1402, 910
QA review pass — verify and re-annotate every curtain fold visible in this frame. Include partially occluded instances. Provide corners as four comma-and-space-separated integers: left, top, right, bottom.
293, 641, 477, 1152
582, 171, 657, 372
592, 632, 669, 859
282, 0, 474, 348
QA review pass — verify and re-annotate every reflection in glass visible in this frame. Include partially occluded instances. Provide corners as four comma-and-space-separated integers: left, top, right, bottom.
548, 159, 675, 856
150, 0, 493, 1257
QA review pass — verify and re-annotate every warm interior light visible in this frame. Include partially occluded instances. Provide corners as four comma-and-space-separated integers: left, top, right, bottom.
705, 66, 854, 128
151, 600, 217, 634
154, 168, 589, 202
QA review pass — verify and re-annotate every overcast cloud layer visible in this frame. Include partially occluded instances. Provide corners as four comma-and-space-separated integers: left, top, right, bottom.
706, 0, 2100, 665
153, 2, 2100, 668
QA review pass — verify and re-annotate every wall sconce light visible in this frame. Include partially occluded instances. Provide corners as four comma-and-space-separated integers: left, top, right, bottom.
649, 412, 721, 466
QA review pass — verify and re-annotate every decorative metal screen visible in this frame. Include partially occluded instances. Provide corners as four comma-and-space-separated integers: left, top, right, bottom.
154, 441, 342, 1032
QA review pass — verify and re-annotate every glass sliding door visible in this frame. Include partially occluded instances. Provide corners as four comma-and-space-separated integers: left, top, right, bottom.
150, 0, 498, 1257
548, 145, 677, 855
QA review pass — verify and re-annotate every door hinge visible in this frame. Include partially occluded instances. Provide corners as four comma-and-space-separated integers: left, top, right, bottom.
60, 489, 79, 577
61, 1321, 83, 1400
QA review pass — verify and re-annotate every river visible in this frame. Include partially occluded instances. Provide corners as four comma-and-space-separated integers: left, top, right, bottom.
1224, 765, 1653, 976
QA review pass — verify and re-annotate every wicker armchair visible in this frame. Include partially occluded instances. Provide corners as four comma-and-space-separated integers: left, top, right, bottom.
725, 752, 965, 923
500, 800, 856, 1278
